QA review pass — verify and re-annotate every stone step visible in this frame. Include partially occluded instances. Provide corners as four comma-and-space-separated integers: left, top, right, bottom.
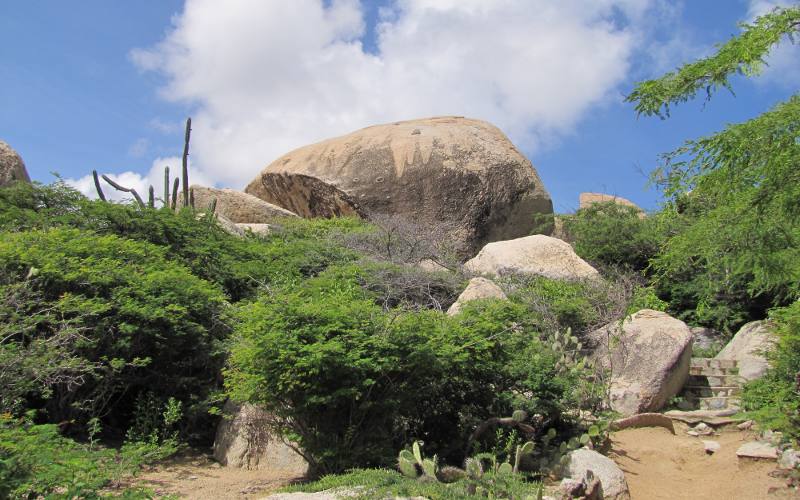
683, 385, 742, 398
689, 366, 740, 377
690, 358, 738, 370
687, 374, 743, 387
683, 395, 741, 411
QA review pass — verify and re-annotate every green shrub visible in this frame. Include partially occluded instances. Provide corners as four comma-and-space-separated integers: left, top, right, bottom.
562, 201, 662, 272
225, 266, 581, 474
741, 302, 800, 438
0, 227, 228, 439
0, 182, 360, 301
0, 414, 169, 499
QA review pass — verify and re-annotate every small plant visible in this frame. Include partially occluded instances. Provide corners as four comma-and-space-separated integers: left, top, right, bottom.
398, 441, 440, 482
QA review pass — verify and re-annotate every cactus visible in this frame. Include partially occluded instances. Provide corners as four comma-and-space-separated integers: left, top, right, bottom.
148, 186, 155, 208
465, 457, 483, 479
513, 441, 535, 473
422, 457, 437, 478
512, 410, 527, 422
101, 174, 145, 208
182, 117, 191, 207
412, 441, 423, 464
163, 166, 170, 208
398, 449, 418, 478
171, 177, 180, 210
497, 462, 513, 475
92, 170, 106, 202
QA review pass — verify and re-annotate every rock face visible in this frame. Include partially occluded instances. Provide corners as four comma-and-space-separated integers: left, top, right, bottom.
690, 326, 724, 353
579, 192, 642, 212
447, 277, 506, 316
213, 401, 309, 477
566, 448, 631, 500
464, 234, 599, 281
245, 116, 553, 255
181, 185, 298, 223
715, 320, 776, 381
587, 310, 693, 416
0, 140, 31, 187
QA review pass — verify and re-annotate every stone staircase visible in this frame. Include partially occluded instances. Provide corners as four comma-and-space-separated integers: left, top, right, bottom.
679, 358, 743, 410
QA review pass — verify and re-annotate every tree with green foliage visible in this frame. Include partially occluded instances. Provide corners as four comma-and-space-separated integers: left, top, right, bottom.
626, 5, 800, 332
627, 5, 800, 435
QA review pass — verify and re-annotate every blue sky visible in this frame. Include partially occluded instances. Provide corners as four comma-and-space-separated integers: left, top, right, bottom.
1, 0, 797, 212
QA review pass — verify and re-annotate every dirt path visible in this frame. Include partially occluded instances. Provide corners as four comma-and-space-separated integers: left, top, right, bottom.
608, 424, 792, 499
126, 452, 300, 499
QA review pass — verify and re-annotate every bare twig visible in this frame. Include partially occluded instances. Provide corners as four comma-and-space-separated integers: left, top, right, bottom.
101, 175, 145, 208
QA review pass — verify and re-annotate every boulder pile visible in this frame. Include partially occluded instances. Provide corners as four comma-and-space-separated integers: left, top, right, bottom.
245, 116, 553, 255
0, 140, 30, 187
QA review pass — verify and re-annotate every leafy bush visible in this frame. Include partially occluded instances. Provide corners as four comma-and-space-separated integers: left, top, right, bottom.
0, 414, 170, 499
561, 201, 662, 272
741, 302, 800, 438
225, 266, 583, 474
0, 227, 228, 439
0, 182, 360, 301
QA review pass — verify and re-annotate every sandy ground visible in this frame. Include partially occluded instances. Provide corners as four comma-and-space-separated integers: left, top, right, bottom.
608, 424, 794, 500
124, 451, 301, 499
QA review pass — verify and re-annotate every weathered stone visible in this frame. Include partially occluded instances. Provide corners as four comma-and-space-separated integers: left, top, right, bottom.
245, 116, 553, 255
736, 441, 779, 460
260, 490, 358, 500
690, 326, 724, 353
578, 192, 643, 213
447, 277, 507, 316
703, 440, 721, 454
237, 223, 273, 236
559, 478, 585, 497
214, 400, 309, 477
716, 320, 776, 381
417, 259, 450, 273
566, 448, 630, 500
180, 185, 298, 223
778, 449, 800, 470
587, 310, 693, 416
610, 413, 675, 434
737, 420, 754, 431
464, 234, 600, 281
0, 140, 30, 187
693, 422, 713, 436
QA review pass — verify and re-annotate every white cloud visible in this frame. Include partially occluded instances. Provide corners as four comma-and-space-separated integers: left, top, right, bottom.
67, 156, 214, 206
132, 0, 661, 189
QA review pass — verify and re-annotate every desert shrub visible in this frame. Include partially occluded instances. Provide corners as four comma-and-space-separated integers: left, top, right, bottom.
0, 414, 169, 499
225, 267, 581, 474
502, 272, 654, 336
338, 212, 461, 269
0, 182, 360, 301
0, 227, 228, 439
741, 302, 800, 438
353, 260, 462, 311
561, 201, 662, 272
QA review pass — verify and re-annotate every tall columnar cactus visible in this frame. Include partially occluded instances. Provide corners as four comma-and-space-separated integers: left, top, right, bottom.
182, 117, 191, 207
163, 166, 170, 208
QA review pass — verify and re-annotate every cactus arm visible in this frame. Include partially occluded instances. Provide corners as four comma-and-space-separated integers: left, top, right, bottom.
171, 178, 179, 210
92, 170, 106, 201
101, 174, 145, 208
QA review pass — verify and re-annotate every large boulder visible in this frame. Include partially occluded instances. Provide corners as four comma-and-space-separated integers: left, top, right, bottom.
566, 448, 631, 500
447, 277, 506, 316
180, 185, 298, 223
716, 320, 776, 381
464, 234, 599, 281
587, 310, 693, 416
0, 140, 31, 187
213, 400, 309, 478
579, 192, 642, 212
245, 116, 552, 255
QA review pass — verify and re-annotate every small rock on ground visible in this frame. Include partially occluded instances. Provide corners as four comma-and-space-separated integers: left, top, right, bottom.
702, 440, 721, 454
736, 442, 779, 460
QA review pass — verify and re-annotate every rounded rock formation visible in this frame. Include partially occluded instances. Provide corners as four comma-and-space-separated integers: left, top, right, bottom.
0, 140, 31, 187
587, 309, 693, 416
464, 234, 600, 281
245, 116, 552, 255
716, 320, 776, 381
180, 185, 298, 223
579, 192, 642, 212
447, 277, 507, 316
